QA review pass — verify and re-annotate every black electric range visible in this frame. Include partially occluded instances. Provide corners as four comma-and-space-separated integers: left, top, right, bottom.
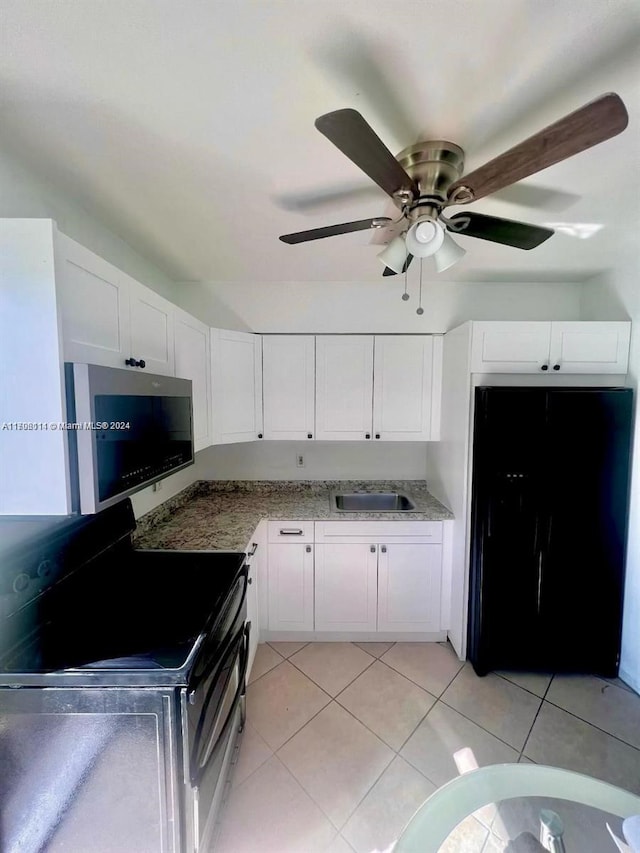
0, 499, 246, 687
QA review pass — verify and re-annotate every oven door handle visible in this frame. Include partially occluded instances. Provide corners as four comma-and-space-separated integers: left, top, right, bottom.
187, 561, 249, 699
192, 622, 251, 788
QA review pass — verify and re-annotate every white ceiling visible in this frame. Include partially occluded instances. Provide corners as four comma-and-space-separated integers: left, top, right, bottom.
1, 0, 639, 283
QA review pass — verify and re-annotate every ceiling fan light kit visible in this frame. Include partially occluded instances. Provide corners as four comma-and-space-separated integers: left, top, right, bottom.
434, 231, 467, 273
405, 218, 445, 258
279, 92, 628, 311
377, 235, 409, 273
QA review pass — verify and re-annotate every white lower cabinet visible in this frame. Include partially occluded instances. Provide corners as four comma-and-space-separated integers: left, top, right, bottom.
267, 542, 314, 632
245, 521, 268, 676
377, 543, 442, 632
266, 520, 446, 638
314, 543, 378, 631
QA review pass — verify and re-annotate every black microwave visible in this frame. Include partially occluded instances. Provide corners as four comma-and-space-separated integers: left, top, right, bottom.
66, 363, 194, 514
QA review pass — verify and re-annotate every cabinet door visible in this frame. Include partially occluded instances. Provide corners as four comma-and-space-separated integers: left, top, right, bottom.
56, 233, 131, 368
174, 309, 211, 451
128, 280, 175, 376
245, 522, 267, 678
470, 322, 551, 373
211, 329, 263, 444
268, 543, 314, 631
549, 322, 630, 374
262, 335, 315, 440
315, 543, 378, 631
378, 543, 442, 632
315, 336, 374, 440
373, 336, 434, 441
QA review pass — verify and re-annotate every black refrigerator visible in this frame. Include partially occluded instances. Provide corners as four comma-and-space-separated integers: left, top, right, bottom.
468, 386, 633, 677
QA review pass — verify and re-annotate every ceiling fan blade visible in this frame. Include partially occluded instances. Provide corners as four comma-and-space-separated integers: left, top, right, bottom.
447, 93, 628, 204
447, 212, 553, 249
315, 109, 418, 200
279, 217, 391, 244
382, 254, 413, 276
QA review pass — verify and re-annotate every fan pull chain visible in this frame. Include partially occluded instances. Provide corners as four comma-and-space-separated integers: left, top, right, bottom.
417, 259, 424, 315
402, 262, 410, 301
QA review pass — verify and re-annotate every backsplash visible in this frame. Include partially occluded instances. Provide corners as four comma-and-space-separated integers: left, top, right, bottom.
195, 441, 429, 481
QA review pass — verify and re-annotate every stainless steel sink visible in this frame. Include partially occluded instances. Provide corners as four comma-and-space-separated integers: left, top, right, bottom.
331, 491, 417, 512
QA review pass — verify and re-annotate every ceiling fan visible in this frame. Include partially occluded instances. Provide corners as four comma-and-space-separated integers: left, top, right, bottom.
279, 93, 628, 275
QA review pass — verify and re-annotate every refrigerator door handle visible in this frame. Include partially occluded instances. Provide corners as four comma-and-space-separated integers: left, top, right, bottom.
536, 550, 543, 615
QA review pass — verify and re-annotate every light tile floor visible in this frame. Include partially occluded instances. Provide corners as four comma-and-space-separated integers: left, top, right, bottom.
215, 642, 640, 852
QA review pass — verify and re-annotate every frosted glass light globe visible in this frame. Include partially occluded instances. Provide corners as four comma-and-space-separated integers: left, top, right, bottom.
405, 219, 445, 257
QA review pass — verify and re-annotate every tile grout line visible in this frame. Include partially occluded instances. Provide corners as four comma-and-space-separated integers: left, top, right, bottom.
518, 674, 554, 760
379, 651, 465, 698
434, 694, 534, 755
540, 697, 640, 753
285, 646, 380, 699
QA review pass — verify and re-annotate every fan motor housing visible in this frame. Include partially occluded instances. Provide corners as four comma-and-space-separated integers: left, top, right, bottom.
396, 141, 465, 205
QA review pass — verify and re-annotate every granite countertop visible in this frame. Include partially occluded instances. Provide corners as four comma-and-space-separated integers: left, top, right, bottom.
135, 480, 453, 552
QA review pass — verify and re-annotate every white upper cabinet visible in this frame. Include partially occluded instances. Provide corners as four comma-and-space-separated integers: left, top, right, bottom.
262, 335, 315, 440
373, 335, 436, 441
174, 309, 211, 451
57, 233, 175, 376
210, 328, 263, 444
470, 322, 552, 373
315, 335, 374, 441
128, 280, 175, 376
57, 232, 131, 369
549, 322, 631, 374
470, 321, 630, 374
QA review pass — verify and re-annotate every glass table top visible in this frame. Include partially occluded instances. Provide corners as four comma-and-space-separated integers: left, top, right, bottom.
395, 764, 640, 853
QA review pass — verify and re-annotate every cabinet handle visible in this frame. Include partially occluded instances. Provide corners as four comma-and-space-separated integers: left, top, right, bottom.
257, 433, 263, 439
248, 577, 253, 585
248, 542, 258, 556
370, 545, 376, 553
553, 364, 561, 371
381, 545, 387, 553
305, 545, 312, 553
375, 434, 381, 439
279, 528, 304, 535
307, 433, 313, 439
365, 433, 371, 439
540, 364, 549, 371
125, 357, 146, 369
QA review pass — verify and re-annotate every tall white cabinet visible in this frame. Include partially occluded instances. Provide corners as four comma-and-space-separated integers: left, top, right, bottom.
262, 335, 315, 440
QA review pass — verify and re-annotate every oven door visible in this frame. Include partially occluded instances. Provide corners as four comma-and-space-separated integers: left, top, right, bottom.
187, 621, 250, 850
187, 561, 248, 700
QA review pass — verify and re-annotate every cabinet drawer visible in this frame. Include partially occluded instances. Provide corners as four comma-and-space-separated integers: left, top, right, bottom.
315, 521, 442, 543
268, 521, 314, 543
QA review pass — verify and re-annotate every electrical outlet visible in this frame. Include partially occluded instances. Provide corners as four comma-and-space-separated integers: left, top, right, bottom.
296, 454, 305, 468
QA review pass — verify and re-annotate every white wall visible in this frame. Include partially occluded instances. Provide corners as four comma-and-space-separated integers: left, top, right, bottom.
581, 263, 639, 693
186, 279, 583, 333
196, 441, 428, 481
0, 145, 207, 516
0, 143, 178, 304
